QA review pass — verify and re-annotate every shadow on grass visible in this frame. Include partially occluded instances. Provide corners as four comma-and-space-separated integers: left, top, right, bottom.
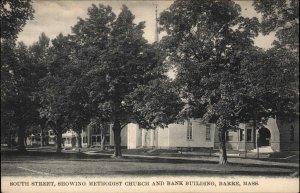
1, 150, 298, 170
1, 150, 111, 160
257, 157, 299, 163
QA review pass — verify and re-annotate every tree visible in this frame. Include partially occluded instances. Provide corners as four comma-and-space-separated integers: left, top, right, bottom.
129, 78, 183, 129
1, 39, 19, 147
238, 47, 298, 124
0, 0, 34, 40
63, 56, 93, 149
250, 0, 299, 130
1, 0, 35, 150
38, 33, 76, 153
159, 0, 260, 164
253, 0, 299, 97
66, 104, 91, 149
70, 4, 116, 150
1, 40, 41, 151
72, 4, 182, 157
253, 0, 299, 51
28, 33, 51, 147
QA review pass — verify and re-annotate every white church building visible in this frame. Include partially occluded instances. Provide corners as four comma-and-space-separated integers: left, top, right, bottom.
70, 117, 298, 152
126, 120, 216, 149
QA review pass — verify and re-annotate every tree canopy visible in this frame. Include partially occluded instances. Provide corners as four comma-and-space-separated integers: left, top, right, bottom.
253, 0, 299, 51
2, 0, 297, 163
159, 0, 261, 164
1, 0, 35, 150
70, 4, 182, 157
0, 0, 34, 40
251, 0, 299, 121
1, 39, 43, 151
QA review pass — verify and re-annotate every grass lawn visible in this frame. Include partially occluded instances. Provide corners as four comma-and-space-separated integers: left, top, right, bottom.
2, 145, 299, 163
1, 149, 298, 177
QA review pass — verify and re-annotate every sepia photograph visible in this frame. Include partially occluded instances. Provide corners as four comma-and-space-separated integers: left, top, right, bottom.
1, 0, 299, 193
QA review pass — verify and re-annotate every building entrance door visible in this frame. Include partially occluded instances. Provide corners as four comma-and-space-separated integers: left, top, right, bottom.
259, 127, 271, 146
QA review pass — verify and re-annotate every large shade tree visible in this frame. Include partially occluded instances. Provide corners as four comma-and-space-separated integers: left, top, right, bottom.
253, 0, 299, 51
238, 47, 298, 126
244, 0, 299, 138
253, 0, 299, 92
38, 32, 95, 152
1, 0, 35, 150
28, 33, 51, 146
1, 40, 41, 151
38, 34, 77, 153
0, 0, 34, 40
129, 78, 183, 130
72, 4, 182, 157
159, 0, 260, 164
62, 44, 92, 149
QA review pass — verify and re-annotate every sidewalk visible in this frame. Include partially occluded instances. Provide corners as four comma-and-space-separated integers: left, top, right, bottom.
83, 151, 299, 168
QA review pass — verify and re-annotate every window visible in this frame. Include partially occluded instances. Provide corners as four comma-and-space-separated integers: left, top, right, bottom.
205, 124, 211, 141
246, 129, 252, 141
187, 121, 193, 140
105, 136, 110, 143
82, 136, 87, 143
290, 125, 294, 142
239, 129, 244, 141
226, 131, 233, 141
96, 136, 101, 143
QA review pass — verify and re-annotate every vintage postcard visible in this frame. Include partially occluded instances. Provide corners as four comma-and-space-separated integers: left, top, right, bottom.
1, 0, 299, 193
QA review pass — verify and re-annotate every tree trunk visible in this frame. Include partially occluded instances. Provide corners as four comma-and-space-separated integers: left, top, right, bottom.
24, 136, 27, 147
219, 128, 228, 165
100, 134, 106, 151
17, 125, 26, 152
253, 112, 259, 159
77, 133, 82, 148
112, 119, 122, 158
56, 129, 62, 153
99, 122, 107, 151
41, 126, 43, 147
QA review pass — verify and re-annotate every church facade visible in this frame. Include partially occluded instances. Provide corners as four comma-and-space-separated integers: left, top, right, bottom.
58, 117, 298, 152
125, 117, 299, 152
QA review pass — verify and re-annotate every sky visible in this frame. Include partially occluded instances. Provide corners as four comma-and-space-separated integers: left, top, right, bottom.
18, 0, 276, 48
